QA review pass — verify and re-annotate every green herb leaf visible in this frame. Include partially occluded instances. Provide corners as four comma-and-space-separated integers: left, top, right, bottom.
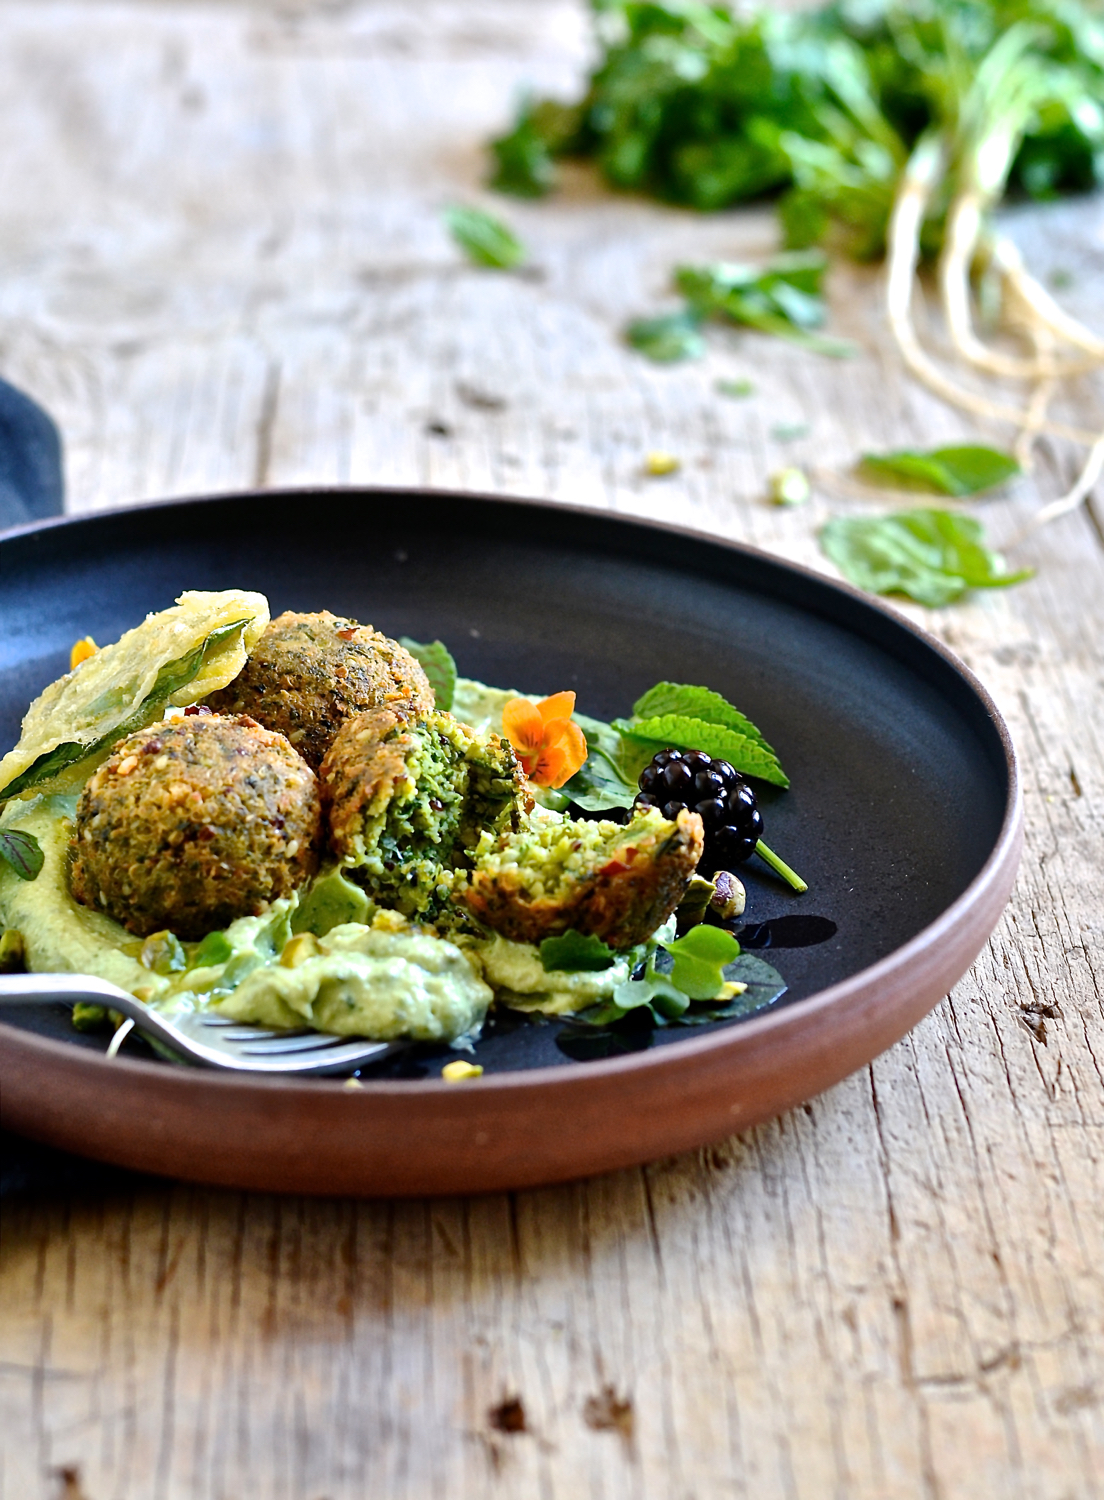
444, 204, 527, 269
716, 377, 754, 398
625, 310, 706, 363
674, 952, 787, 1022
561, 712, 641, 811
673, 253, 855, 357
614, 714, 789, 788
660, 924, 742, 1001
399, 637, 457, 711
0, 617, 253, 802
631, 683, 778, 760
612, 971, 690, 1019
539, 930, 617, 973
0, 829, 44, 882
859, 446, 1021, 497
820, 509, 1034, 607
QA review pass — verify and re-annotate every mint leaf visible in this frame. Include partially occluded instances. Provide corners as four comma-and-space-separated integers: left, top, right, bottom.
660, 924, 741, 1000
625, 310, 706, 363
445, 204, 526, 269
614, 714, 789, 788
820, 509, 1034, 607
631, 683, 778, 760
400, 637, 457, 711
859, 446, 1020, 497
540, 930, 617, 973
0, 829, 44, 881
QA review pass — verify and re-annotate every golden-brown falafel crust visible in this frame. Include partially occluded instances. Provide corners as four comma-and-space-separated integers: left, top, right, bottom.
319, 706, 417, 864
460, 807, 704, 949
205, 610, 434, 770
69, 713, 321, 939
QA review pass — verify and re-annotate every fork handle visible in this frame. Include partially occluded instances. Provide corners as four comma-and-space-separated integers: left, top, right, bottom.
0, 972, 141, 1012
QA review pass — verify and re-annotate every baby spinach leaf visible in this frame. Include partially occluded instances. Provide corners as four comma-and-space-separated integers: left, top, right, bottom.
859, 445, 1021, 497
540, 930, 617, 972
659, 924, 742, 1000
561, 712, 641, 811
613, 714, 789, 787
820, 509, 1034, 607
625, 310, 706, 363
445, 204, 527, 269
400, 637, 457, 711
0, 829, 44, 881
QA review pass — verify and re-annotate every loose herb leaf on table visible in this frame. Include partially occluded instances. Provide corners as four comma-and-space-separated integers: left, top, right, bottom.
625, 310, 707, 364
400, 637, 457, 712
0, 829, 44, 882
859, 446, 1021, 497
444, 204, 527, 269
820, 508, 1034, 607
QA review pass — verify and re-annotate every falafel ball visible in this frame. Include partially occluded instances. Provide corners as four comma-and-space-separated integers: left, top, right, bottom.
69, 713, 321, 939
459, 805, 704, 949
205, 610, 434, 770
320, 705, 523, 921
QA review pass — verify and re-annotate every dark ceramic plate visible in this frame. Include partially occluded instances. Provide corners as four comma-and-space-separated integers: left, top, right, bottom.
0, 489, 1021, 1194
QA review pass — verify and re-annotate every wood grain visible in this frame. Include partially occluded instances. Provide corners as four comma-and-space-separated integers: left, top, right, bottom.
1, 2, 1102, 1496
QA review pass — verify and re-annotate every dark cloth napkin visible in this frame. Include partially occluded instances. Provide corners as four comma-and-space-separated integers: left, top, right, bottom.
0, 379, 94, 1195
0, 376, 65, 530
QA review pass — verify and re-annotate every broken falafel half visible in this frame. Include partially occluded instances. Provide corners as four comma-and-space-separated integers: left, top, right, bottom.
320, 705, 524, 921
459, 805, 704, 950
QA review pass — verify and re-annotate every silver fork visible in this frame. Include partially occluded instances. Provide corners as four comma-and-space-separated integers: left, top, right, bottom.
0, 973, 406, 1075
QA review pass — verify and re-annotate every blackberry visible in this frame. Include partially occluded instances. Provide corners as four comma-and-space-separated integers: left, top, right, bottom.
635, 748, 806, 891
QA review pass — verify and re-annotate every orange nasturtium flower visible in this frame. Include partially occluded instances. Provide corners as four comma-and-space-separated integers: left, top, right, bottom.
501, 692, 588, 790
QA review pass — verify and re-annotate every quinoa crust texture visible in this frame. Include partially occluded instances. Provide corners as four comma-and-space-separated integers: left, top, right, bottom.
205, 610, 434, 770
461, 806, 705, 949
69, 713, 321, 938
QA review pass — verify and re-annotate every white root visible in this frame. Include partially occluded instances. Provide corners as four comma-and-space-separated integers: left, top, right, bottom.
886, 142, 1100, 446
939, 198, 1102, 381
993, 239, 1104, 361
1020, 431, 1104, 537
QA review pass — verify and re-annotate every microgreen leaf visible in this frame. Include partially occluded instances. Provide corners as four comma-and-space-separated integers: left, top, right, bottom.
820, 509, 1034, 607
660, 924, 742, 1000
625, 310, 706, 363
539, 930, 617, 973
400, 637, 457, 711
444, 204, 527, 269
859, 445, 1021, 497
0, 829, 44, 882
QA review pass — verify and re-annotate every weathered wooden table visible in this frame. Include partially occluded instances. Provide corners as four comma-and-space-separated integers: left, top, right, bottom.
2, 3, 1102, 1496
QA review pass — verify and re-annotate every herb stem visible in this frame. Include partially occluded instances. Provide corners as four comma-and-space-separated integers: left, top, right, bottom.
754, 839, 807, 893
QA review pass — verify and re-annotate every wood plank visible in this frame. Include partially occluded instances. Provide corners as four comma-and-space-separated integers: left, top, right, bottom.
0, 3, 1102, 1498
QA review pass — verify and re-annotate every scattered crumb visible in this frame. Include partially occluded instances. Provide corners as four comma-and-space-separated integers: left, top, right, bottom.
583, 1385, 634, 1444
442, 1059, 483, 1082
488, 1396, 527, 1433
644, 451, 680, 477
769, 467, 810, 506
